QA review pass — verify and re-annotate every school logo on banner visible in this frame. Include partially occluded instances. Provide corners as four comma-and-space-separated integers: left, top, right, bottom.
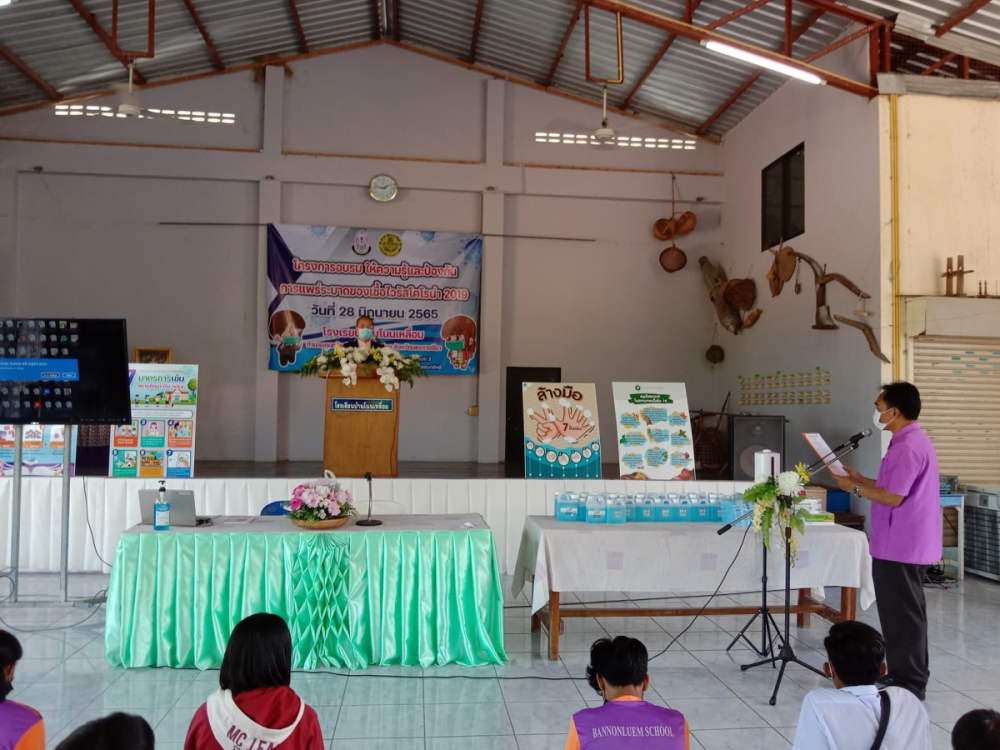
265, 224, 483, 375
522, 383, 602, 479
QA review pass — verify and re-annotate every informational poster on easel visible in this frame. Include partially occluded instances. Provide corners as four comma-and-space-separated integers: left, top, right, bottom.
0, 423, 78, 476
613, 382, 695, 481
109, 363, 198, 478
522, 383, 602, 479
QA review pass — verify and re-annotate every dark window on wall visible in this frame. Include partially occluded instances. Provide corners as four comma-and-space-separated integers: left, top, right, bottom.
761, 143, 805, 250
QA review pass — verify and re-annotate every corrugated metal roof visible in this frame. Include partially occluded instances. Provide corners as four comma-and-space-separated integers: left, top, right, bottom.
0, 0, 997, 135
845, 0, 1000, 47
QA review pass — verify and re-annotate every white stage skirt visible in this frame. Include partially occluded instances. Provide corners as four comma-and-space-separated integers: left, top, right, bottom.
0, 477, 752, 576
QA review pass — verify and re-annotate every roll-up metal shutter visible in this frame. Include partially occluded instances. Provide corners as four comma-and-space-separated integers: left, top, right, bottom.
912, 335, 1000, 485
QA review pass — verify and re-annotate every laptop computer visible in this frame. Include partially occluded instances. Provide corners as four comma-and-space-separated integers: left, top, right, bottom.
138, 489, 212, 527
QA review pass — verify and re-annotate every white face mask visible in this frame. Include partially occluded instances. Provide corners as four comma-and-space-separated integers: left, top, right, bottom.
872, 407, 896, 431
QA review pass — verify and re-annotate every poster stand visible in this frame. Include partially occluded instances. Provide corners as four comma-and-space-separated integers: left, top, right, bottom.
4, 424, 77, 606
8, 425, 22, 604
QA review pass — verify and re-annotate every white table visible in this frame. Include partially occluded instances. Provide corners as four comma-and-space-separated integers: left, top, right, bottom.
513, 517, 875, 660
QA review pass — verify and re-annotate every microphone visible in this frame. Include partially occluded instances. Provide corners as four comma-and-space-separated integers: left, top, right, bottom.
834, 428, 872, 451
364, 471, 372, 481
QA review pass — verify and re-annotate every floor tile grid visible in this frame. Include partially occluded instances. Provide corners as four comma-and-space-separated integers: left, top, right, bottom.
5, 574, 1000, 750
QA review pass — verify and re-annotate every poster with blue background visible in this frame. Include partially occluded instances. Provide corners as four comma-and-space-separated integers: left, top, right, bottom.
266, 224, 483, 374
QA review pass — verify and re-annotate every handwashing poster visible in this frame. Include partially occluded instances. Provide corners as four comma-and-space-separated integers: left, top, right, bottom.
613, 382, 695, 481
0, 423, 78, 476
522, 383, 602, 479
109, 363, 198, 478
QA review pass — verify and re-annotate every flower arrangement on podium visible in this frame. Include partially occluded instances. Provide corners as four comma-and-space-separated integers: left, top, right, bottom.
299, 343, 426, 392
743, 463, 812, 558
288, 478, 358, 529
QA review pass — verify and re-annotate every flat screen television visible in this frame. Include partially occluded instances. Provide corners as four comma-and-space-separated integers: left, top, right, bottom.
0, 318, 130, 425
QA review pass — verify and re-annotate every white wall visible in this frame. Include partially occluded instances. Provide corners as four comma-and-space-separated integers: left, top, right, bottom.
501, 193, 721, 454
0, 43, 724, 464
12, 173, 259, 460
715, 43, 884, 497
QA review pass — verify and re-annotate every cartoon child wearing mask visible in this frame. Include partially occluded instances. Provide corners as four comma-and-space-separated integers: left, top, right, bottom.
268, 310, 307, 367
441, 315, 477, 371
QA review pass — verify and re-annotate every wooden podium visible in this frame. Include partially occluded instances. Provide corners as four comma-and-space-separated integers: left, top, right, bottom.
323, 370, 400, 477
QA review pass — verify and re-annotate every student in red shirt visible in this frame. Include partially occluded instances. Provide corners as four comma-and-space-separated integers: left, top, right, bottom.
184, 614, 325, 750
0, 630, 45, 750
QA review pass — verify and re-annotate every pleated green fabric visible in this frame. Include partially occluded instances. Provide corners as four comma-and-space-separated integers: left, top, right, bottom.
104, 529, 507, 669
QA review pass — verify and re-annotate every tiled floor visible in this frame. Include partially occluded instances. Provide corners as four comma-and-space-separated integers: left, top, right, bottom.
4, 572, 1000, 749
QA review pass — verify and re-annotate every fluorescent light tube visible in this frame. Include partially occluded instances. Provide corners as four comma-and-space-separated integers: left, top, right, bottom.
702, 40, 824, 85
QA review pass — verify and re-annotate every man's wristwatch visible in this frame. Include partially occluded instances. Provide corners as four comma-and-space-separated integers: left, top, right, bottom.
853, 483, 863, 497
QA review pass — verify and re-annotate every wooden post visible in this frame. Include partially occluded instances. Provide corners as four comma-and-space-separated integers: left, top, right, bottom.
531, 613, 541, 633
797, 589, 812, 628
548, 591, 560, 661
840, 586, 857, 621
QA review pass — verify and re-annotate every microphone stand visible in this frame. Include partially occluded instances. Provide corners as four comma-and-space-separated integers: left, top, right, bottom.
355, 471, 382, 527
740, 439, 863, 705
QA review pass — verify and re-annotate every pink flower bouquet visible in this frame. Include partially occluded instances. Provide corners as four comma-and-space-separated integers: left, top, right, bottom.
288, 479, 356, 523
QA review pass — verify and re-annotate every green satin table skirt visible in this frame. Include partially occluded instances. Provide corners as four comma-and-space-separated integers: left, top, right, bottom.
104, 527, 507, 669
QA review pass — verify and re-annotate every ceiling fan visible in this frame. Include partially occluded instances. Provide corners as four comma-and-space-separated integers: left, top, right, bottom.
55, 64, 235, 125
535, 83, 698, 150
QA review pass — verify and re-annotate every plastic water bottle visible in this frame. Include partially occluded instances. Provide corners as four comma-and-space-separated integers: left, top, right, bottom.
153, 480, 170, 531
586, 493, 607, 524
606, 494, 626, 524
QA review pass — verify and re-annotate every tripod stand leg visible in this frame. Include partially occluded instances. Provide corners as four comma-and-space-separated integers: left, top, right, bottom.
768, 654, 790, 706
727, 610, 761, 653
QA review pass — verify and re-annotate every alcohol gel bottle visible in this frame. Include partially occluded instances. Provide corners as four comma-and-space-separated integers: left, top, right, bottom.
555, 492, 581, 522
585, 493, 607, 524
626, 494, 642, 522
692, 493, 711, 522
674, 494, 691, 522
636, 495, 656, 522
653, 494, 671, 523
708, 493, 723, 523
606, 494, 626, 524
153, 480, 170, 531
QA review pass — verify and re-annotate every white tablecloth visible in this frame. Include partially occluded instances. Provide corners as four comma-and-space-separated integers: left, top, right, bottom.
513, 517, 875, 614
123, 513, 487, 535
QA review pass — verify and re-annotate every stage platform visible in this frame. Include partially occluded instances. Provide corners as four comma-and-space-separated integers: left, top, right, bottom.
88, 460, 637, 480
1, 471, 750, 580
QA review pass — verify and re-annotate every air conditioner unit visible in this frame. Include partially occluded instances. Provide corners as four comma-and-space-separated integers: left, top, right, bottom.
962, 484, 1000, 581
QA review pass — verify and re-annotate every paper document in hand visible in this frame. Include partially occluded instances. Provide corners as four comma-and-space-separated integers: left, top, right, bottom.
802, 433, 849, 476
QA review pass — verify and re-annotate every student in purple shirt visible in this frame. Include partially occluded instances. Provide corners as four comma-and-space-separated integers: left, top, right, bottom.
834, 382, 941, 701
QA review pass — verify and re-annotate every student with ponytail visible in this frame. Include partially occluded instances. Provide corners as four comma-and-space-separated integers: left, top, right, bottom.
0, 630, 45, 750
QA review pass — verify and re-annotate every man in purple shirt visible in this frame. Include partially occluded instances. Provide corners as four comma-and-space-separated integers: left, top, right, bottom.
834, 382, 941, 701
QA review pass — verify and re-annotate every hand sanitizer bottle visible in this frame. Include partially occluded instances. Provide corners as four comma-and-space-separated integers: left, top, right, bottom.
586, 493, 607, 524
153, 480, 170, 531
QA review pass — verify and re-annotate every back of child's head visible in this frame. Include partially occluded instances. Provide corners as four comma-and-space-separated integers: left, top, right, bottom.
0, 630, 23, 701
55, 713, 154, 750
220, 612, 292, 695
824, 621, 885, 687
952, 708, 1000, 750
585, 636, 649, 695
